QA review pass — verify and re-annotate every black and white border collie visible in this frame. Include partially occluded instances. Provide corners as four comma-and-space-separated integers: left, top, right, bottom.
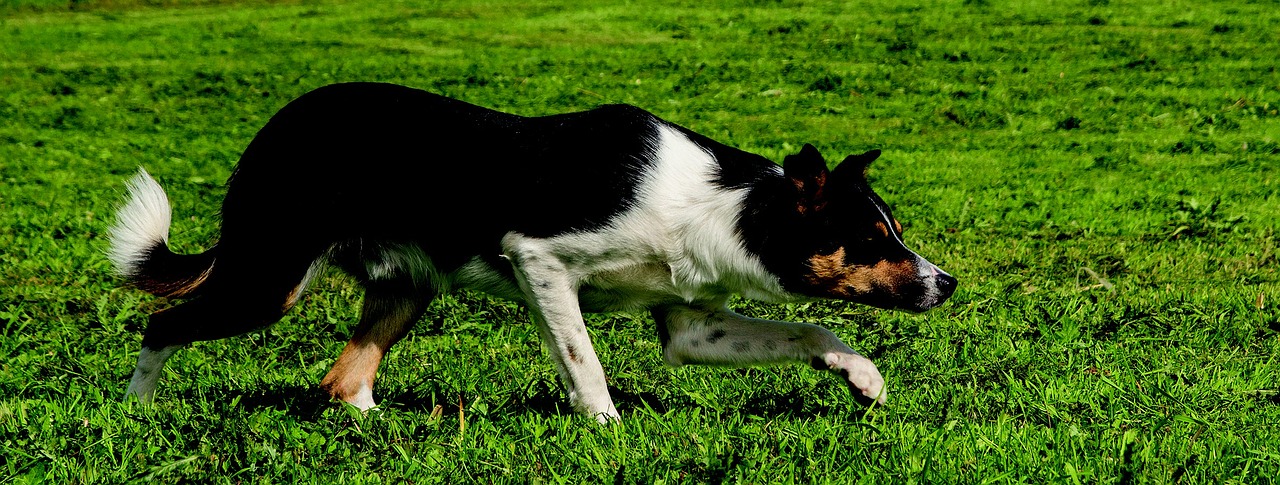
108, 82, 955, 422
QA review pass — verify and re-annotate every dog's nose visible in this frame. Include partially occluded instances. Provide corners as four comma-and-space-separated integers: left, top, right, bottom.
935, 271, 957, 300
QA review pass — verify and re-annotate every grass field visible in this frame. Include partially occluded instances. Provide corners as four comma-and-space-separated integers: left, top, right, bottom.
2, 0, 1279, 482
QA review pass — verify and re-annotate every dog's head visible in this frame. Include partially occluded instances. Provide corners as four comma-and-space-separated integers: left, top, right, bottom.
745, 144, 956, 312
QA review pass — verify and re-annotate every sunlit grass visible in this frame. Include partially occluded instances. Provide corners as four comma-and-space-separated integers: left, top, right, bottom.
1, 0, 1278, 482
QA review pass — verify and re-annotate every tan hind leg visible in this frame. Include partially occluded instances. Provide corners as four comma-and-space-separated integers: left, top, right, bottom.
321, 282, 431, 410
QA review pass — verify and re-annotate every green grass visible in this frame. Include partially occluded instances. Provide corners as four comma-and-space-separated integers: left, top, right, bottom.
2, 0, 1279, 482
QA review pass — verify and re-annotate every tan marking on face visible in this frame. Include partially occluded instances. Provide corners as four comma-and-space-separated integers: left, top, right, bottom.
893, 218, 903, 234
874, 221, 891, 238
805, 247, 916, 299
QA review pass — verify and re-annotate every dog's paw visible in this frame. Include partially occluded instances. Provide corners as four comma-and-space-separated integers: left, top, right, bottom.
592, 409, 622, 425
816, 351, 887, 406
321, 380, 379, 412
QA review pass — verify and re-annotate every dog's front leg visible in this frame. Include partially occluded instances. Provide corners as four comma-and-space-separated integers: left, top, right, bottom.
501, 233, 619, 423
655, 303, 887, 406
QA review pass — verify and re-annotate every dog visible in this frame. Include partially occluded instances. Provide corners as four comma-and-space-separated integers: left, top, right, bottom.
108, 82, 956, 422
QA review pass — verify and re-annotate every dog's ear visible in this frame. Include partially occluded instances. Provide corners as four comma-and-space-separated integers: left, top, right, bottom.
832, 149, 880, 181
783, 143, 830, 214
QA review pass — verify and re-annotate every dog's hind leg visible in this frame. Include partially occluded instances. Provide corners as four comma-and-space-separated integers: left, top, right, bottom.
654, 303, 887, 406
125, 248, 325, 404
125, 292, 298, 403
321, 279, 432, 410
125, 345, 182, 403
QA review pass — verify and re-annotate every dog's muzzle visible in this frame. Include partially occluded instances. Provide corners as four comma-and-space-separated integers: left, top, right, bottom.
912, 260, 957, 312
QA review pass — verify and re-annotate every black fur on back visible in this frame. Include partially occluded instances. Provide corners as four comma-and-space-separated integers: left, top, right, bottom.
218, 82, 663, 274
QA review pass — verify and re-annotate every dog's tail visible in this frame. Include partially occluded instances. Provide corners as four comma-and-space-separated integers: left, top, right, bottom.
107, 168, 216, 298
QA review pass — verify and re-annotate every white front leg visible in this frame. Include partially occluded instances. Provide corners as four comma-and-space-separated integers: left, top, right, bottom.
501, 233, 619, 423
656, 303, 887, 406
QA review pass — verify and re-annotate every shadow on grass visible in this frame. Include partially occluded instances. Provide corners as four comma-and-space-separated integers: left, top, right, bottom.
492, 382, 857, 420
383, 382, 668, 419
176, 384, 333, 420
180, 380, 861, 422
740, 391, 837, 417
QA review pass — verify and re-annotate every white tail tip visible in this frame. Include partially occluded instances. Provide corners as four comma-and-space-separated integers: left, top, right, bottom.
107, 168, 172, 277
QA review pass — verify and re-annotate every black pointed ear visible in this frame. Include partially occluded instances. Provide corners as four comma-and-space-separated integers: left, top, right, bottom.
832, 149, 881, 180
783, 143, 829, 180
782, 143, 830, 213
